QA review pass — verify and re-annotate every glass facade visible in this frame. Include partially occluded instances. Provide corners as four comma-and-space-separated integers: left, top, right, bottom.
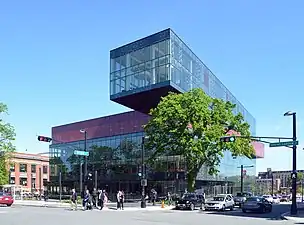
48, 29, 257, 198
49, 132, 256, 197
110, 29, 256, 135
110, 39, 171, 96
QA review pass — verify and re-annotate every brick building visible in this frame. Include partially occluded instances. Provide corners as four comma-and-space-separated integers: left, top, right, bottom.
8, 152, 50, 193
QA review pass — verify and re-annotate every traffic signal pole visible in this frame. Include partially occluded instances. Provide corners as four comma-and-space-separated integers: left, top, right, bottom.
240, 165, 244, 194
237, 165, 254, 194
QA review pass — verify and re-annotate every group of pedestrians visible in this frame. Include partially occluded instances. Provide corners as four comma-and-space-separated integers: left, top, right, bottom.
70, 188, 125, 211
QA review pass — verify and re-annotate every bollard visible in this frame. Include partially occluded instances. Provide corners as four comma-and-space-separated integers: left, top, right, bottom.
161, 200, 165, 208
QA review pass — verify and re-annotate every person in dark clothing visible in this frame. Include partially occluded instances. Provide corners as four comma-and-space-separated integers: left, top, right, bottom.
92, 188, 97, 208
99, 190, 105, 210
117, 191, 124, 210
83, 190, 91, 210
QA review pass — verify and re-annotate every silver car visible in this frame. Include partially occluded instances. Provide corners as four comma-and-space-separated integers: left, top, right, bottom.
205, 194, 234, 211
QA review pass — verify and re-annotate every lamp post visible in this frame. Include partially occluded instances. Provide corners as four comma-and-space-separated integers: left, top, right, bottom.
140, 136, 149, 208
284, 111, 297, 215
80, 129, 88, 191
238, 165, 254, 194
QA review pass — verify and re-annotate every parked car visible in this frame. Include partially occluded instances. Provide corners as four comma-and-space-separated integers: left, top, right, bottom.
262, 195, 274, 203
272, 196, 280, 204
0, 192, 14, 207
280, 195, 289, 202
234, 192, 252, 207
205, 194, 234, 211
242, 196, 272, 213
175, 193, 204, 211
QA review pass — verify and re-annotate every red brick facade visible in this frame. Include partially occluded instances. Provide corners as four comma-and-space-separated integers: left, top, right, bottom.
8, 152, 50, 193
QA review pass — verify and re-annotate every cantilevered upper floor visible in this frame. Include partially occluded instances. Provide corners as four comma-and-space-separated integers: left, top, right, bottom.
109, 28, 256, 135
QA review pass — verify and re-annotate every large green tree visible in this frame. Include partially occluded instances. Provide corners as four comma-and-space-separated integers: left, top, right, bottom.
144, 88, 254, 191
0, 103, 16, 185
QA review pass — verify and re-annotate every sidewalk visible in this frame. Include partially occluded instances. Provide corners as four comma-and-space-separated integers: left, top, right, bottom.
14, 200, 114, 208
281, 203, 304, 222
13, 200, 174, 211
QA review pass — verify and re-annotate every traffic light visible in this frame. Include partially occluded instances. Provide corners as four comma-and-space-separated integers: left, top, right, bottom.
220, 136, 236, 142
37, 136, 52, 142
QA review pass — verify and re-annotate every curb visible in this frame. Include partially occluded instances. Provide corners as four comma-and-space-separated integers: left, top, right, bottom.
280, 212, 289, 220
13, 204, 72, 209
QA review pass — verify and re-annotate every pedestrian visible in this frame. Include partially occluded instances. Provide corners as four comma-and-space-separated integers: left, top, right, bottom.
117, 190, 124, 210
82, 190, 91, 210
99, 189, 105, 210
70, 189, 78, 211
167, 192, 172, 206
92, 188, 97, 208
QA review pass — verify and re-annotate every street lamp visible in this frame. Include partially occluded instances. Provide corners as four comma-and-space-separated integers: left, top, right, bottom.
284, 111, 297, 215
237, 165, 254, 194
140, 136, 149, 208
80, 129, 88, 191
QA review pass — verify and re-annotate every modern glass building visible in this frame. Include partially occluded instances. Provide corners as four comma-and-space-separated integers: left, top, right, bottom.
48, 28, 264, 198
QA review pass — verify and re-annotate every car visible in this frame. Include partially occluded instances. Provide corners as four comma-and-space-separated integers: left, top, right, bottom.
204, 194, 234, 211
0, 192, 14, 206
272, 196, 280, 204
175, 193, 204, 211
280, 195, 289, 202
242, 196, 272, 213
262, 195, 273, 203
233, 192, 252, 207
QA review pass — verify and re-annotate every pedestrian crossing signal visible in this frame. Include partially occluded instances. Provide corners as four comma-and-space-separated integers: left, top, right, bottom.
37, 136, 52, 142
220, 136, 236, 142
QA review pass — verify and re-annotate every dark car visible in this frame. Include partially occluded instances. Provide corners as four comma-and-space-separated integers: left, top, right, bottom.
175, 193, 204, 211
233, 192, 252, 207
242, 196, 272, 213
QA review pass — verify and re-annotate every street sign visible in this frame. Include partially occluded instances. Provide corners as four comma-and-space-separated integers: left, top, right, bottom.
269, 141, 299, 148
73, 150, 89, 156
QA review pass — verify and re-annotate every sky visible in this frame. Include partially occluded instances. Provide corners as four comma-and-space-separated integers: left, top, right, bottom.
1, 0, 304, 174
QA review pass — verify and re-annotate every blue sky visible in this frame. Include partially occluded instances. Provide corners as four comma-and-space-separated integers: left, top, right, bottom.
1, 0, 303, 173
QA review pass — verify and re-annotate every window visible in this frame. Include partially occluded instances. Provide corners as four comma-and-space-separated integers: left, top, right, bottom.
19, 164, 27, 173
43, 166, 48, 174
9, 177, 15, 184
31, 164, 36, 173
10, 163, 15, 172
20, 178, 27, 186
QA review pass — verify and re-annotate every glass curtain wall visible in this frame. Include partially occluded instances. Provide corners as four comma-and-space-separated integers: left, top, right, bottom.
110, 39, 170, 96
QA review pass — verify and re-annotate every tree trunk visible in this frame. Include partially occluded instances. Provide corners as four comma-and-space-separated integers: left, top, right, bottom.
187, 172, 196, 192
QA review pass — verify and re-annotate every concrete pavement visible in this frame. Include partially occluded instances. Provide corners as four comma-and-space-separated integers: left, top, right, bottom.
0, 203, 293, 225
12, 199, 173, 211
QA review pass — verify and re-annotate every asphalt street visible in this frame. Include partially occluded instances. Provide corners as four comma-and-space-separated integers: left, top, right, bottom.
0, 203, 295, 225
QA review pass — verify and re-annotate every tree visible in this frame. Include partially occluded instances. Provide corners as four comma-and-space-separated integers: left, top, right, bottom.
0, 103, 16, 185
144, 88, 254, 192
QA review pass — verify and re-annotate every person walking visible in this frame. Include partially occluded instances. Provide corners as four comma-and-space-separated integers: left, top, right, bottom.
70, 189, 78, 211
92, 188, 97, 208
98, 189, 105, 210
82, 190, 91, 210
117, 190, 124, 210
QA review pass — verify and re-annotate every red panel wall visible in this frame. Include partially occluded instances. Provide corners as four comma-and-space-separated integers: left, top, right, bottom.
52, 111, 150, 143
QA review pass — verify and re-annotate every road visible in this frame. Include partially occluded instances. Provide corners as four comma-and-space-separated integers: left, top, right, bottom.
0, 203, 295, 225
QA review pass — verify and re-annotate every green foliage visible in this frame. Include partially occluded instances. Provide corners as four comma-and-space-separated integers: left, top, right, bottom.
144, 88, 254, 191
0, 103, 16, 185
